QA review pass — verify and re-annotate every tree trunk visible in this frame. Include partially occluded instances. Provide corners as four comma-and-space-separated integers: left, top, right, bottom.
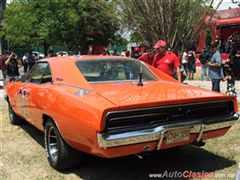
43, 42, 49, 57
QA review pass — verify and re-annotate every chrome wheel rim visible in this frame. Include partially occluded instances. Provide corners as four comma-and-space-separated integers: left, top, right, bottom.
9, 106, 14, 121
48, 127, 58, 161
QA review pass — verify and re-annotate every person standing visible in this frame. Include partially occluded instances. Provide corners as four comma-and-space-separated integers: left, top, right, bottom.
125, 49, 130, 57
152, 40, 181, 82
187, 50, 196, 80
208, 44, 224, 92
0, 51, 9, 84
137, 47, 155, 65
232, 50, 240, 80
199, 48, 209, 81
5, 52, 22, 81
181, 49, 188, 76
222, 58, 236, 96
112, 49, 118, 56
26, 50, 35, 72
22, 52, 28, 73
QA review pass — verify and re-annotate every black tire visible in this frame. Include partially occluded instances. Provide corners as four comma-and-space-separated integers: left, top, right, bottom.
44, 120, 82, 170
8, 103, 24, 125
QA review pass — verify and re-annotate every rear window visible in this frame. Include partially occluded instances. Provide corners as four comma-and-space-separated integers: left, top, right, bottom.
76, 59, 158, 83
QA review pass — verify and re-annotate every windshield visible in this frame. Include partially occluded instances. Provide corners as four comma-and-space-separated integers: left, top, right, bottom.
76, 59, 158, 83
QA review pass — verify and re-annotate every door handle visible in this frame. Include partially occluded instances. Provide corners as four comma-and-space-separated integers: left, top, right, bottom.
18, 89, 22, 95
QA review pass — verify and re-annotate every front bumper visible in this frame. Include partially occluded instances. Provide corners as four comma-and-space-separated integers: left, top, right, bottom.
97, 113, 239, 149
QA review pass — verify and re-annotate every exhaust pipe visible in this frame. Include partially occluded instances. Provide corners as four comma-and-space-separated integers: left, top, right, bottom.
136, 145, 153, 159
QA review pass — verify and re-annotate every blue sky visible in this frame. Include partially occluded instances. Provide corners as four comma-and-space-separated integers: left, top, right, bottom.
214, 0, 239, 10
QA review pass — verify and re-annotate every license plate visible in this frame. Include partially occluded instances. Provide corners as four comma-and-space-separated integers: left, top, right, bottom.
166, 128, 190, 144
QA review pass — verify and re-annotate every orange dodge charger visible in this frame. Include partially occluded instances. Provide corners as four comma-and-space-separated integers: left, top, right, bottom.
5, 56, 239, 170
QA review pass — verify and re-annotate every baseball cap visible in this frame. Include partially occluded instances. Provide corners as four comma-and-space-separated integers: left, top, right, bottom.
134, 47, 140, 52
154, 40, 167, 49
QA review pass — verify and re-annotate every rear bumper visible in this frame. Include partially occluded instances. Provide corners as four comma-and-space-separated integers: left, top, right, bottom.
97, 113, 239, 149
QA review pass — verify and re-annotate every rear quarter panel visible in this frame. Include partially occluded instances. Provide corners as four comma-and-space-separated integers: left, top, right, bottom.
31, 84, 115, 154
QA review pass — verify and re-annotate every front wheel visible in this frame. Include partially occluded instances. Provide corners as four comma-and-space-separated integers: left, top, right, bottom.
8, 103, 24, 125
44, 120, 82, 170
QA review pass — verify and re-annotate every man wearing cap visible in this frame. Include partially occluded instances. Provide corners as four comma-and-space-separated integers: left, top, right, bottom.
152, 40, 181, 82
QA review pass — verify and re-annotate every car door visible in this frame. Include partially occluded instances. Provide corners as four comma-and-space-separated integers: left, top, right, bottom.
29, 63, 53, 129
24, 62, 50, 126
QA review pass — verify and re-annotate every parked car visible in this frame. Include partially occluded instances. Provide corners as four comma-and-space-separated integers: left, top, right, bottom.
33, 51, 45, 60
56, 51, 68, 56
5, 56, 239, 170
22, 51, 44, 64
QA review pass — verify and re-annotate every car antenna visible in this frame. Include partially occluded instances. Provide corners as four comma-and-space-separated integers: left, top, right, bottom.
137, 66, 143, 86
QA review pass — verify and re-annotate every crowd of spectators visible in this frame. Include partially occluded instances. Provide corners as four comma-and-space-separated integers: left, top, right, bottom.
1, 41, 239, 96
106, 40, 239, 96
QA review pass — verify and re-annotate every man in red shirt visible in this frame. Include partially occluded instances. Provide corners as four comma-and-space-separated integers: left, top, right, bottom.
137, 47, 155, 65
152, 40, 181, 82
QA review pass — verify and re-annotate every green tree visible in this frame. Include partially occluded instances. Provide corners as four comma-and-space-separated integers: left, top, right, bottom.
118, 0, 223, 50
1, 0, 119, 55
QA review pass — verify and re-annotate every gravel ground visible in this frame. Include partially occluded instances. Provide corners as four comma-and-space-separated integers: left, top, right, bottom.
185, 80, 240, 103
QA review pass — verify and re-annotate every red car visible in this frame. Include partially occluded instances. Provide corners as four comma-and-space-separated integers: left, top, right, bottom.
5, 56, 239, 170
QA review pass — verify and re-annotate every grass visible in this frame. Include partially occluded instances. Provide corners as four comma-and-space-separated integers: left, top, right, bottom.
1, 100, 240, 180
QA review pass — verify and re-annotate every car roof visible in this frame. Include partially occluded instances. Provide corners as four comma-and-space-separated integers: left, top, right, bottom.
37, 55, 137, 89
39, 55, 134, 62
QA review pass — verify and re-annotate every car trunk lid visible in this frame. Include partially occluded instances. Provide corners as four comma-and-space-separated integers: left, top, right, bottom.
90, 81, 226, 107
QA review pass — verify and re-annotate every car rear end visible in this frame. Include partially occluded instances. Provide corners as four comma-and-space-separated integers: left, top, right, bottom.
96, 98, 239, 158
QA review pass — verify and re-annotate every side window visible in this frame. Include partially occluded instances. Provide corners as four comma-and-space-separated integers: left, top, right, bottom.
29, 63, 48, 84
41, 65, 52, 84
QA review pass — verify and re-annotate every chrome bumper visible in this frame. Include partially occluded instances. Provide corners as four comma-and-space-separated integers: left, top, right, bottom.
97, 113, 239, 149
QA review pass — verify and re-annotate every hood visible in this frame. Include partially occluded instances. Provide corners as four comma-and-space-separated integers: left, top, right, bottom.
90, 81, 227, 107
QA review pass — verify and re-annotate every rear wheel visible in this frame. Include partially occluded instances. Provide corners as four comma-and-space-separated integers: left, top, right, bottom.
8, 103, 24, 125
44, 120, 82, 170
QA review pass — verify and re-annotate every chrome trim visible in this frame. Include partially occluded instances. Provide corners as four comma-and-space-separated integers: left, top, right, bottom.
74, 89, 91, 96
53, 82, 95, 92
97, 113, 239, 148
47, 126, 58, 161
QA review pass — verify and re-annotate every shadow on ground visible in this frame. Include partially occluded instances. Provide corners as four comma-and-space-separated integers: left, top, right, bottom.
19, 123, 236, 180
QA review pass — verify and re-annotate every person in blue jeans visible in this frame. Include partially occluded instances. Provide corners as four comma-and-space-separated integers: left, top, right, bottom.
207, 44, 224, 92
199, 48, 210, 80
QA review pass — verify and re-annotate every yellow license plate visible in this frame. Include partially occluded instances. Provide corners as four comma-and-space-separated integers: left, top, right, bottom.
166, 128, 190, 144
